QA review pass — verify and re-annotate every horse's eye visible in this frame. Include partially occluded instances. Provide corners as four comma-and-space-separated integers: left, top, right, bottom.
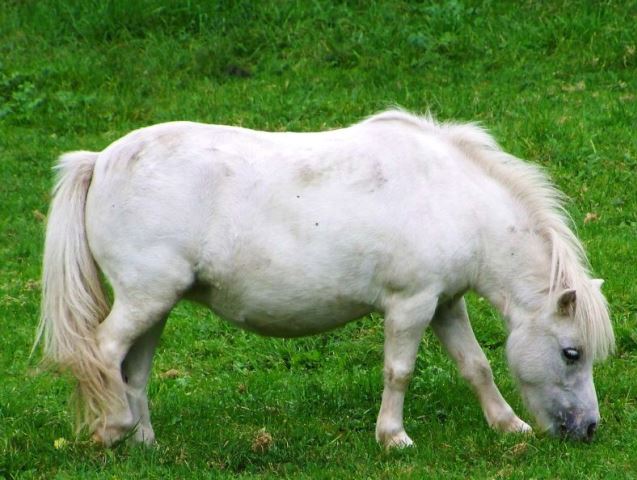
562, 347, 580, 363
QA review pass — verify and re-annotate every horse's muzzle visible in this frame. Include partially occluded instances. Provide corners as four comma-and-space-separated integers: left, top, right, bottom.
556, 411, 599, 442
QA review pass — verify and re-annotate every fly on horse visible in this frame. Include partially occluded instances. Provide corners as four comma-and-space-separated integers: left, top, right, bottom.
36, 110, 614, 448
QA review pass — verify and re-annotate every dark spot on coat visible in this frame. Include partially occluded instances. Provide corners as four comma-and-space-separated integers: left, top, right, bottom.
126, 141, 147, 164
298, 165, 328, 185
371, 161, 388, 189
352, 160, 388, 193
221, 164, 235, 177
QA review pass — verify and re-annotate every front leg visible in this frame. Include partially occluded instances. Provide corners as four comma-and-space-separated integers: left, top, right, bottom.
431, 298, 531, 433
376, 293, 437, 449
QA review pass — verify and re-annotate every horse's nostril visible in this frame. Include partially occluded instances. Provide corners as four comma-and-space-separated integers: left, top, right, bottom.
586, 421, 597, 440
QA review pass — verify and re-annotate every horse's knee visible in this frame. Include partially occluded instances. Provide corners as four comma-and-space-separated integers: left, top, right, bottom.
384, 364, 414, 389
459, 358, 493, 387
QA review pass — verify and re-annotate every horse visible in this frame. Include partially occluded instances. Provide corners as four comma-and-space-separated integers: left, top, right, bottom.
35, 109, 614, 448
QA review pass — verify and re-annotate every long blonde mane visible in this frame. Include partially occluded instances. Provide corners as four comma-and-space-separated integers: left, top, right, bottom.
366, 110, 614, 360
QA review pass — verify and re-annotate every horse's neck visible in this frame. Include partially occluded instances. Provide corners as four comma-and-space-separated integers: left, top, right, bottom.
475, 217, 552, 326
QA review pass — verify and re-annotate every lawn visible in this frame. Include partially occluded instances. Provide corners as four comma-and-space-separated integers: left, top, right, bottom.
1, 0, 636, 478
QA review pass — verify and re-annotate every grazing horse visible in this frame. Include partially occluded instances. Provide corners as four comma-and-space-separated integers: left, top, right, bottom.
36, 110, 614, 448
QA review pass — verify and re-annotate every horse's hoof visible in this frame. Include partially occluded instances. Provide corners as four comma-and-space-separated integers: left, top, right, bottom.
382, 430, 414, 450
132, 425, 156, 446
91, 431, 118, 446
494, 416, 533, 434
516, 420, 533, 434
91, 425, 129, 447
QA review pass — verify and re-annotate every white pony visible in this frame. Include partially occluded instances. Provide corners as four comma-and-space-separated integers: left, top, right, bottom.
36, 110, 614, 448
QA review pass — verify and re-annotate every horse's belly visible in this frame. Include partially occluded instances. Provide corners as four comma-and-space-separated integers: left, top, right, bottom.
229, 304, 372, 337
192, 282, 373, 337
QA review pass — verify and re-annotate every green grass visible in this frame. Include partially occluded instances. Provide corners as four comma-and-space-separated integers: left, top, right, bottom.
1, 0, 636, 478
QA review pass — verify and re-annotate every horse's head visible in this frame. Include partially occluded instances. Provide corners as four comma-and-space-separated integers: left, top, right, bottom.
505, 279, 610, 441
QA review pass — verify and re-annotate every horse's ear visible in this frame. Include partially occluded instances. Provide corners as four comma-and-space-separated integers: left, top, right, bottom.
557, 289, 577, 316
592, 278, 604, 290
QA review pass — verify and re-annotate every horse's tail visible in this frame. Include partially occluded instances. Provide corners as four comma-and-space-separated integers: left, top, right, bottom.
35, 151, 116, 432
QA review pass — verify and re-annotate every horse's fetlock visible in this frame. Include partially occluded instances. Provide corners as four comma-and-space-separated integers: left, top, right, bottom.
385, 365, 413, 388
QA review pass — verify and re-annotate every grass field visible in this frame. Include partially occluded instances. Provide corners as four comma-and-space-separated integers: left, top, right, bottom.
1, 0, 636, 478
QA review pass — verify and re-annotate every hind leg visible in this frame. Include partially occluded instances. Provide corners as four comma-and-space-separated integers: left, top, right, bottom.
122, 318, 167, 445
88, 244, 194, 445
92, 298, 173, 446
431, 298, 531, 433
